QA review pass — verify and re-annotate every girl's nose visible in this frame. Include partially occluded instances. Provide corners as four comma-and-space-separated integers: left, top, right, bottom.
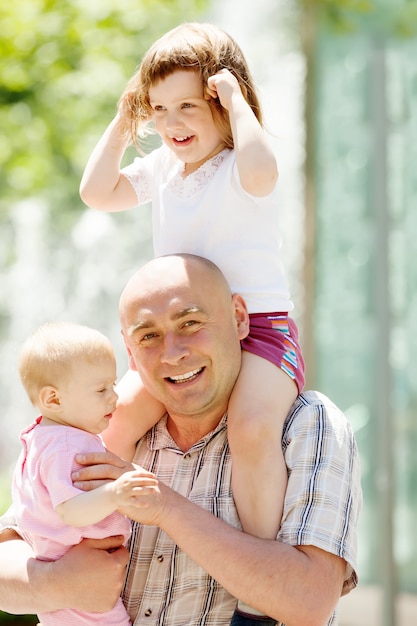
166, 111, 182, 131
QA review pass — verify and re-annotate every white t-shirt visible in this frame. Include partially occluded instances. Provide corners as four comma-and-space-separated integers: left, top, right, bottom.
122, 146, 293, 314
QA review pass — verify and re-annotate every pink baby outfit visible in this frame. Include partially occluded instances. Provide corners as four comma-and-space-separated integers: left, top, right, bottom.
12, 417, 132, 626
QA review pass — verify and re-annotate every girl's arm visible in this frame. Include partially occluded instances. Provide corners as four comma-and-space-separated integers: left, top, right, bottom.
55, 468, 158, 527
207, 69, 278, 197
102, 368, 166, 462
79, 114, 138, 212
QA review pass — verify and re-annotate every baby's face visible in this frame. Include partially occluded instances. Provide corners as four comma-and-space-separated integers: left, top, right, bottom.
56, 357, 118, 434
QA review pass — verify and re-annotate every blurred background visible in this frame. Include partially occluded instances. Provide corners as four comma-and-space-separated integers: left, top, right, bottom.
1, 0, 416, 624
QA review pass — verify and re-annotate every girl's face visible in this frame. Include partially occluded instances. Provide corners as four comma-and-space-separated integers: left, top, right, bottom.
148, 69, 226, 175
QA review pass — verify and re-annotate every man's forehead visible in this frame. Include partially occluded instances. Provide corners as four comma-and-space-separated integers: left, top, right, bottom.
120, 256, 228, 331
125, 296, 207, 336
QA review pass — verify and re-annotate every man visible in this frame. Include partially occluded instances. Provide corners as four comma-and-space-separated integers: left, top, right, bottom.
0, 254, 361, 625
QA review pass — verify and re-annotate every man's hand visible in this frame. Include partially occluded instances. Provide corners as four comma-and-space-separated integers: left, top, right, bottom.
72, 450, 134, 490
72, 450, 165, 524
0, 534, 128, 614
49, 536, 129, 612
117, 478, 177, 526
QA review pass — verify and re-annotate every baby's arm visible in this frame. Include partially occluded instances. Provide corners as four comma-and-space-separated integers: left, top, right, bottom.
207, 69, 278, 197
55, 468, 158, 527
79, 114, 138, 211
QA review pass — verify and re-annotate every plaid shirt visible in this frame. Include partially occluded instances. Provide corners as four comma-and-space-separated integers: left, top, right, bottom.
123, 391, 362, 626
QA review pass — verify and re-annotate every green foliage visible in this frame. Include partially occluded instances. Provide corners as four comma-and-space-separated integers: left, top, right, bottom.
300, 0, 374, 33
300, 0, 417, 36
395, 1, 417, 37
0, 0, 208, 232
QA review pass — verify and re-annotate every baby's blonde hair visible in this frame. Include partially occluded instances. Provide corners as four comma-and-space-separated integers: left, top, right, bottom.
118, 22, 263, 149
18, 322, 115, 406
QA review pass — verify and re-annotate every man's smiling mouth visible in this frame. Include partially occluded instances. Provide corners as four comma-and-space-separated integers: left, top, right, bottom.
167, 367, 203, 383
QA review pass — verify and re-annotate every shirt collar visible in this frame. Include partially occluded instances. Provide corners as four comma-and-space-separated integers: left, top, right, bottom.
146, 412, 228, 454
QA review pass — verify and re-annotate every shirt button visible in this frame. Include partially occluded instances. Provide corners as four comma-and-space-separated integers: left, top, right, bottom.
144, 608, 152, 616
157, 554, 164, 562
183, 453, 191, 460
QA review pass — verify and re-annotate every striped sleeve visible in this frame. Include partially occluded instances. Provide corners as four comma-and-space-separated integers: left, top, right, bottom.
278, 391, 362, 593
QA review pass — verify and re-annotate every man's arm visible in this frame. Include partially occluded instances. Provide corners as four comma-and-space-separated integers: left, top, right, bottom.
122, 482, 345, 626
0, 531, 128, 615
73, 452, 346, 626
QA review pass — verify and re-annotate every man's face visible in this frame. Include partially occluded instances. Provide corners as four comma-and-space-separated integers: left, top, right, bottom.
121, 257, 248, 422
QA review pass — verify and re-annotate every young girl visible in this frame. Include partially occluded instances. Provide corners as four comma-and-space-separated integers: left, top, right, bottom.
12, 322, 157, 626
80, 21, 304, 621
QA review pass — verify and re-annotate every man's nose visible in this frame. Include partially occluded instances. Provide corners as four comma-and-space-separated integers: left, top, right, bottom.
160, 333, 189, 364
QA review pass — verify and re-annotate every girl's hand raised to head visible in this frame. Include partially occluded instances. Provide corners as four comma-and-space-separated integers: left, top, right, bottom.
206, 68, 245, 110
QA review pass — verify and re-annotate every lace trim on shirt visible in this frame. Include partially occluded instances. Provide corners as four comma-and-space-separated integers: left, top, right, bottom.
168, 148, 231, 199
123, 168, 153, 205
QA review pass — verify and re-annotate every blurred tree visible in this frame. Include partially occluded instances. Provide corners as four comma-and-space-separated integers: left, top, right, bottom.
300, 0, 417, 36
0, 0, 207, 234
299, 0, 417, 620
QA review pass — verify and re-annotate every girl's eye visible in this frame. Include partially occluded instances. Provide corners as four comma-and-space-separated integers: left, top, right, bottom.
181, 103, 193, 109
153, 105, 165, 112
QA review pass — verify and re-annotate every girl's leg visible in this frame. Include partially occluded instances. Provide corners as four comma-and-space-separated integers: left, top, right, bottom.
102, 368, 165, 461
228, 351, 298, 539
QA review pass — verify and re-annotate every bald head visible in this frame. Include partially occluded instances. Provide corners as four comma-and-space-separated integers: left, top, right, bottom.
119, 254, 232, 334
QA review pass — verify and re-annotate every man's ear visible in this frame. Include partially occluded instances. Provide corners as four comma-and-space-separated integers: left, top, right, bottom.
38, 385, 61, 413
121, 330, 138, 372
232, 293, 250, 340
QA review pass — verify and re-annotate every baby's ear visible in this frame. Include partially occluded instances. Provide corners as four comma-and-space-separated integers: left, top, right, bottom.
38, 385, 61, 412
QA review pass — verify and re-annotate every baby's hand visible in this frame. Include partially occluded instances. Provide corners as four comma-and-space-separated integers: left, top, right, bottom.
118, 478, 173, 528
113, 469, 159, 509
206, 68, 244, 110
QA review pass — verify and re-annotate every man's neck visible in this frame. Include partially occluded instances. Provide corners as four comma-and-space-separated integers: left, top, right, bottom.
166, 412, 224, 452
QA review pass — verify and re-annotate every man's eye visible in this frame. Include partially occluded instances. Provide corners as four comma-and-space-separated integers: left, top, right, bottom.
142, 332, 157, 341
183, 320, 199, 328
